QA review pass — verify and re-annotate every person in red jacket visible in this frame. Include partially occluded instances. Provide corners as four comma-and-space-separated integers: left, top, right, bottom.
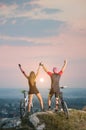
18, 64, 44, 113
40, 60, 67, 111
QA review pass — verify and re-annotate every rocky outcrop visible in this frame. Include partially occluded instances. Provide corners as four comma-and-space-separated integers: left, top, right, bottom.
0, 117, 21, 129
29, 113, 45, 130
29, 111, 53, 130
0, 110, 53, 130
0, 109, 86, 130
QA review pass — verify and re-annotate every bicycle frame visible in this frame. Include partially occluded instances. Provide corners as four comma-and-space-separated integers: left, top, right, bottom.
58, 87, 69, 119
23, 90, 28, 108
20, 90, 33, 119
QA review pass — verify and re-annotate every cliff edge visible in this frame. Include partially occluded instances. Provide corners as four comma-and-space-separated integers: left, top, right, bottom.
0, 109, 86, 130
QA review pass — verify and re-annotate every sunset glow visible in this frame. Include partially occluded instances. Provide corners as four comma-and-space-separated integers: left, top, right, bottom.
39, 78, 44, 83
0, 0, 86, 88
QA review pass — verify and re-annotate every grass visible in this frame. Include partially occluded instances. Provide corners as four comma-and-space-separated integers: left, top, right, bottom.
0, 109, 86, 130
37, 109, 86, 130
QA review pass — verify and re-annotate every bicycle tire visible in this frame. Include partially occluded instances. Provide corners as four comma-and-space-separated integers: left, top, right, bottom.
62, 101, 69, 119
20, 99, 27, 119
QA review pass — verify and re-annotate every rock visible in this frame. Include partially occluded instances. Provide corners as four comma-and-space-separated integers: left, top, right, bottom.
29, 112, 47, 130
37, 123, 45, 130
29, 114, 40, 127
0, 117, 21, 128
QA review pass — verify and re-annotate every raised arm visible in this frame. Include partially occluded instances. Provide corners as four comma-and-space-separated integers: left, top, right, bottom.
35, 65, 40, 78
39, 62, 48, 73
61, 60, 67, 73
18, 64, 28, 79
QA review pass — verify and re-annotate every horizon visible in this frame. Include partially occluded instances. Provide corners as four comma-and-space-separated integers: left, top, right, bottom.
0, 87, 86, 99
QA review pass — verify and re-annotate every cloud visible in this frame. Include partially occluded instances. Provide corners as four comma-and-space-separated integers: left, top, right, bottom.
0, 21, 86, 52
11, 20, 16, 24
29, 0, 86, 19
0, 35, 53, 45
0, 0, 86, 88
0, 0, 85, 46
0, 3, 18, 18
0, 18, 7, 24
42, 8, 61, 14
0, 0, 86, 42
0, 30, 86, 62
0, 0, 85, 22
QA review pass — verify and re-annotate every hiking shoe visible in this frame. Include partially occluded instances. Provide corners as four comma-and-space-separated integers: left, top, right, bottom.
54, 109, 62, 113
26, 112, 31, 117
48, 107, 51, 111
42, 108, 46, 112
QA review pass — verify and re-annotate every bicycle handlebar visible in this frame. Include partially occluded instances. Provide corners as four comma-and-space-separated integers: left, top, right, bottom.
21, 90, 28, 93
60, 86, 68, 89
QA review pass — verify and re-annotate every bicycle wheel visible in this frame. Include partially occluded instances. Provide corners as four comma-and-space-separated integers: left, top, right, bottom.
62, 101, 69, 119
20, 99, 26, 119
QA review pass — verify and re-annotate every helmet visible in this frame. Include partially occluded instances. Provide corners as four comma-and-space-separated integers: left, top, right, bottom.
53, 67, 58, 73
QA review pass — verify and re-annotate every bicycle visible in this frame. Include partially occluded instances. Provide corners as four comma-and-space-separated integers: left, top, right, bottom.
57, 86, 69, 119
20, 90, 33, 119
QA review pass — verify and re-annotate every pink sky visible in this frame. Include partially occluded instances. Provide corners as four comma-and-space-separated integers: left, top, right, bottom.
0, 0, 86, 89
0, 32, 86, 88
